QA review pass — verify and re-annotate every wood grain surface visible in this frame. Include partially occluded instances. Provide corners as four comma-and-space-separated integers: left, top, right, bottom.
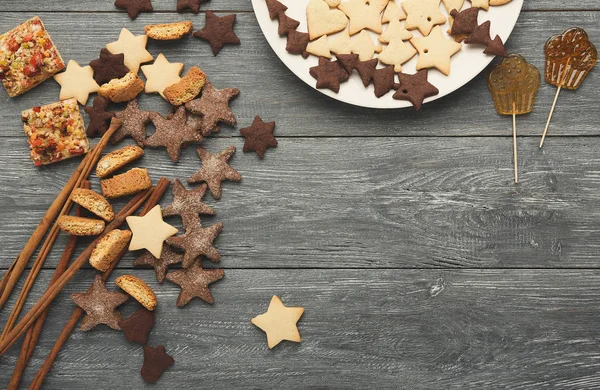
0, 0, 599, 389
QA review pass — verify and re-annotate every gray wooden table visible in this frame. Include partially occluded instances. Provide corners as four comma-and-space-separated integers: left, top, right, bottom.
1, 1, 599, 388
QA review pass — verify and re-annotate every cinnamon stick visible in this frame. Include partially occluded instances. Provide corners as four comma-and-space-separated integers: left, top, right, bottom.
0, 184, 152, 356
7, 180, 91, 390
29, 178, 171, 390
0, 118, 123, 336
0, 118, 123, 311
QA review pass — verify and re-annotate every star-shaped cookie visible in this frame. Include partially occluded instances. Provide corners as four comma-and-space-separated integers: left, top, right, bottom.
144, 107, 204, 162
193, 11, 240, 55
71, 275, 129, 331
187, 146, 242, 200
166, 220, 224, 267
84, 96, 115, 138
53, 60, 99, 105
411, 26, 462, 75
141, 53, 183, 98
162, 179, 215, 228
402, 0, 447, 36
89, 48, 130, 86
127, 205, 179, 258
240, 116, 278, 159
112, 100, 154, 146
251, 296, 304, 349
118, 307, 155, 344
393, 69, 439, 110
177, 0, 208, 13
338, 0, 383, 35
166, 262, 224, 306
114, 0, 153, 20
184, 82, 239, 136
141, 345, 174, 384
309, 57, 349, 93
133, 245, 183, 283
106, 28, 154, 73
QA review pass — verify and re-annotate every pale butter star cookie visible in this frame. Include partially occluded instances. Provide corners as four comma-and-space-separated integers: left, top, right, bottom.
106, 28, 154, 73
338, 0, 383, 35
411, 25, 462, 75
402, 0, 447, 36
141, 53, 184, 98
53, 60, 99, 105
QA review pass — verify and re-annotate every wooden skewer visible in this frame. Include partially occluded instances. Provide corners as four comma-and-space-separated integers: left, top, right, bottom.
7, 180, 91, 390
540, 59, 571, 148
27, 178, 171, 390
0, 187, 153, 357
512, 102, 518, 184
0, 119, 123, 339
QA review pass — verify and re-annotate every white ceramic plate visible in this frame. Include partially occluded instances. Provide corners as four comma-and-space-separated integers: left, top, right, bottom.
252, 0, 524, 109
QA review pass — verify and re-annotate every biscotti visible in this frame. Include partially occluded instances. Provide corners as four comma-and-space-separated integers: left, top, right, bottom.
163, 66, 206, 106
116, 275, 157, 311
71, 188, 114, 221
101, 167, 152, 199
96, 145, 145, 178
98, 72, 145, 103
57, 215, 105, 236
89, 229, 132, 271
145, 21, 193, 40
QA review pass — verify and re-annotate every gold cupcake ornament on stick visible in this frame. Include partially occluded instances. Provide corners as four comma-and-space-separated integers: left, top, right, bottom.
487, 54, 541, 184
539, 28, 597, 148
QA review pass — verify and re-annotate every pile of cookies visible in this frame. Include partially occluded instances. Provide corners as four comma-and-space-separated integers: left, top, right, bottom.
267, 0, 511, 109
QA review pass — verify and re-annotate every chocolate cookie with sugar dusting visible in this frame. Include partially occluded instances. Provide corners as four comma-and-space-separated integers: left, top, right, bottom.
71, 275, 129, 331
112, 100, 155, 146
187, 146, 242, 200
166, 262, 224, 306
184, 81, 239, 136
133, 244, 183, 283
162, 179, 215, 228
166, 219, 224, 267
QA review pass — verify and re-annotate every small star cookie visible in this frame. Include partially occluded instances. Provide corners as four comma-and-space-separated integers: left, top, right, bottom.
338, 0, 383, 35
53, 60, 99, 105
166, 262, 224, 306
251, 296, 304, 349
106, 28, 153, 73
127, 205, 179, 258
141, 54, 183, 98
402, 0, 447, 36
411, 25, 462, 75
187, 146, 242, 200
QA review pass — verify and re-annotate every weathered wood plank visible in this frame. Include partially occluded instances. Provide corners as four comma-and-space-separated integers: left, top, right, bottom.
2, 269, 600, 389
0, 0, 597, 13
0, 12, 598, 138
1, 136, 600, 270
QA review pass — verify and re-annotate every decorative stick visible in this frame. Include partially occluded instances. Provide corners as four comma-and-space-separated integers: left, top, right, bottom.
512, 102, 518, 184
27, 178, 171, 390
539, 58, 570, 149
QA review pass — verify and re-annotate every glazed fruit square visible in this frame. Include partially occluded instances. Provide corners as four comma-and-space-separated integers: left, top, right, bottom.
0, 16, 65, 97
22, 99, 90, 166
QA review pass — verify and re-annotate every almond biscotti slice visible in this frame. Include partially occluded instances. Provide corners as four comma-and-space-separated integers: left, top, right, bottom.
89, 229, 132, 272
116, 275, 157, 310
71, 188, 114, 221
96, 145, 145, 179
101, 167, 152, 199
98, 72, 145, 103
57, 215, 105, 236
145, 21, 193, 40
163, 66, 206, 106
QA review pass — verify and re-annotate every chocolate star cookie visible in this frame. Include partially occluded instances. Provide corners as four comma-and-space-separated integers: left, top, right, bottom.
166, 262, 224, 306
177, 0, 208, 13
193, 11, 240, 55
162, 179, 215, 228
71, 275, 129, 331
393, 69, 439, 110
144, 106, 204, 162
89, 48, 130, 85
118, 307, 155, 344
166, 220, 224, 267
187, 146, 242, 200
112, 100, 154, 146
240, 116, 278, 159
84, 96, 115, 138
309, 57, 349, 93
184, 81, 239, 136
141, 345, 174, 384
133, 245, 183, 283
114, 0, 153, 20
372, 65, 396, 98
